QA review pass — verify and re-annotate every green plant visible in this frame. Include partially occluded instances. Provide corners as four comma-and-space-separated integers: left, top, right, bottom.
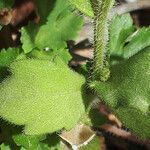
88, 0, 150, 139
0, 0, 150, 149
91, 47, 150, 138
0, 59, 85, 135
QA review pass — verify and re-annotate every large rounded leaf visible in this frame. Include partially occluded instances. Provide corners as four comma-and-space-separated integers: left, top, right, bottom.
0, 59, 85, 135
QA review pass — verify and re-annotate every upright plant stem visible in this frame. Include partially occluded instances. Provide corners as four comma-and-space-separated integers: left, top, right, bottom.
91, 0, 114, 81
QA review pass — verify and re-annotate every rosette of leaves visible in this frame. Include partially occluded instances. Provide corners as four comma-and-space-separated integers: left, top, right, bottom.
0, 58, 85, 135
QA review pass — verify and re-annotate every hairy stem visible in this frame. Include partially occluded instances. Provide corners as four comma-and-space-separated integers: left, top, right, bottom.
91, 0, 114, 81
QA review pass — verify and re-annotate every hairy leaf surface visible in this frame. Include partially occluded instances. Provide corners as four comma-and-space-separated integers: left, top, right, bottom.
91, 48, 150, 139
69, 0, 93, 17
0, 48, 19, 67
0, 59, 85, 135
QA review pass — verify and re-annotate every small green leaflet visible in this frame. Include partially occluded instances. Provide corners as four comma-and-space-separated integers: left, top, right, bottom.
123, 27, 150, 58
0, 144, 11, 150
109, 13, 135, 57
0, 48, 19, 67
13, 134, 46, 150
109, 13, 150, 62
69, 0, 93, 17
39, 134, 61, 150
21, 0, 83, 53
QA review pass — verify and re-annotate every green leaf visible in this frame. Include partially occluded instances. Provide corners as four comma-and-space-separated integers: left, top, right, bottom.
21, 23, 38, 53
0, 121, 22, 150
109, 13, 135, 57
123, 27, 150, 58
21, 0, 83, 53
0, 58, 85, 135
109, 14, 150, 62
28, 48, 72, 64
13, 134, 46, 150
91, 47, 150, 139
0, 48, 19, 67
39, 134, 60, 150
0, 0, 13, 9
69, 0, 93, 17
0, 144, 11, 150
